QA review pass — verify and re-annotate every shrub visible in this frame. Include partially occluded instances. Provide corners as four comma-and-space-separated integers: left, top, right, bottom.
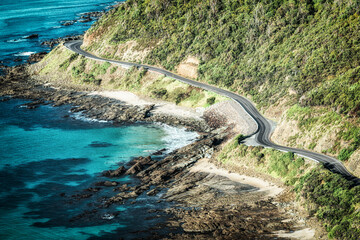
152, 88, 167, 99
110, 66, 118, 74
338, 148, 355, 161
206, 96, 216, 106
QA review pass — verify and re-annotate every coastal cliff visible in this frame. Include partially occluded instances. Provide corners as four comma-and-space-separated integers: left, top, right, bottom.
4, 0, 360, 239
80, 0, 360, 176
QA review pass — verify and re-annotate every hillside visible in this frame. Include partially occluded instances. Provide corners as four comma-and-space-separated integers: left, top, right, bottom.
27, 0, 360, 238
79, 0, 360, 174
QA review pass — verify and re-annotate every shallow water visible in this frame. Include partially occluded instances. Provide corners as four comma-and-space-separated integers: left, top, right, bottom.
0, 98, 198, 239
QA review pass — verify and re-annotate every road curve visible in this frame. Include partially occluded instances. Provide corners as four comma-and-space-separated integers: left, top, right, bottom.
65, 40, 359, 184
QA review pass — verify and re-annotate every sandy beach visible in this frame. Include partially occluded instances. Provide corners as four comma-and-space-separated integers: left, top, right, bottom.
190, 158, 284, 197
89, 90, 204, 120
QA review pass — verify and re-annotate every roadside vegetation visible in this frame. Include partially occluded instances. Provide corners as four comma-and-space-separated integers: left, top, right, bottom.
33, 45, 227, 108
284, 104, 360, 161
88, 0, 360, 113
84, 0, 360, 168
31, 1, 360, 237
218, 135, 360, 239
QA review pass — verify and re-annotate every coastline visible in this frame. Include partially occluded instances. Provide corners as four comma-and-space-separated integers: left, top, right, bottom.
0, 65, 319, 239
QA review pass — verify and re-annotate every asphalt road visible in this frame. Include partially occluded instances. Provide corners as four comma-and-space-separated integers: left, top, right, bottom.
65, 40, 359, 184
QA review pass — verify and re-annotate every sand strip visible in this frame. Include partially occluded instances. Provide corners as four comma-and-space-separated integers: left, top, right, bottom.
190, 158, 283, 197
89, 90, 204, 119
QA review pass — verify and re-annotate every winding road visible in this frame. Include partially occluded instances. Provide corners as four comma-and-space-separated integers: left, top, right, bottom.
65, 40, 359, 184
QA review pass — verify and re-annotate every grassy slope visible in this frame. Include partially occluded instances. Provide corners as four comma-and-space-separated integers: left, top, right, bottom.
218, 136, 360, 239
77, 1, 360, 238
32, 45, 227, 109
83, 0, 360, 169
30, 1, 360, 238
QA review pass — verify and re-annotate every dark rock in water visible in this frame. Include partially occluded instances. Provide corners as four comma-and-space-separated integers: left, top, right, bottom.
113, 184, 131, 192
14, 58, 22, 62
25, 34, 39, 39
152, 148, 166, 156
41, 35, 83, 48
102, 166, 126, 178
101, 213, 115, 220
71, 193, 93, 200
88, 141, 114, 148
84, 187, 101, 192
27, 51, 47, 63
78, 18, 92, 23
0, 97, 11, 102
21, 99, 45, 109
61, 20, 76, 26
125, 162, 145, 175
80, 11, 104, 19
127, 156, 155, 166
95, 181, 118, 187
147, 187, 160, 196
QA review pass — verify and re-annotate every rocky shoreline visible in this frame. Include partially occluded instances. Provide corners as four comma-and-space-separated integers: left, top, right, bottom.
0, 65, 210, 132
0, 65, 311, 239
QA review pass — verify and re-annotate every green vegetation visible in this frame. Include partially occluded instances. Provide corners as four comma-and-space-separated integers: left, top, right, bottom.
70, 59, 101, 85
206, 96, 216, 106
38, 1, 360, 163
90, 61, 111, 75
84, 0, 360, 162
218, 135, 307, 184
110, 66, 228, 107
218, 136, 360, 239
59, 53, 78, 71
88, 0, 360, 114
110, 66, 118, 74
286, 104, 360, 160
297, 167, 360, 239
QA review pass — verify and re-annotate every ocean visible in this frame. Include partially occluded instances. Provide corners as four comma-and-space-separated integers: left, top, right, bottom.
0, 99, 197, 239
0, 0, 121, 66
0, 1, 198, 239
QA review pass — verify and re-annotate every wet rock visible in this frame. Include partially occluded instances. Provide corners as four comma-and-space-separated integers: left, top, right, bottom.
113, 183, 131, 192
95, 181, 118, 187
102, 166, 126, 178
152, 148, 166, 155
25, 34, 39, 39
78, 17, 92, 23
41, 35, 83, 48
147, 187, 160, 196
80, 11, 104, 19
125, 162, 145, 175
21, 99, 45, 109
128, 156, 155, 166
27, 51, 47, 63
61, 20, 76, 26
84, 187, 101, 192
71, 193, 93, 200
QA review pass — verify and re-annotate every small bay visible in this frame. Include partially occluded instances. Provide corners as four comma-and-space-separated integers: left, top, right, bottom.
0, 99, 197, 239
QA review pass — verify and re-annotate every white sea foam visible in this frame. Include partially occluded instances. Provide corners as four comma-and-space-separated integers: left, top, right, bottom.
71, 111, 111, 123
7, 39, 26, 43
159, 123, 199, 153
14, 51, 35, 57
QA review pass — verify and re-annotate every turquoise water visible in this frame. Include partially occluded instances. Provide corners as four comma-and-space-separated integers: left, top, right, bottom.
0, 0, 122, 65
0, 99, 197, 239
